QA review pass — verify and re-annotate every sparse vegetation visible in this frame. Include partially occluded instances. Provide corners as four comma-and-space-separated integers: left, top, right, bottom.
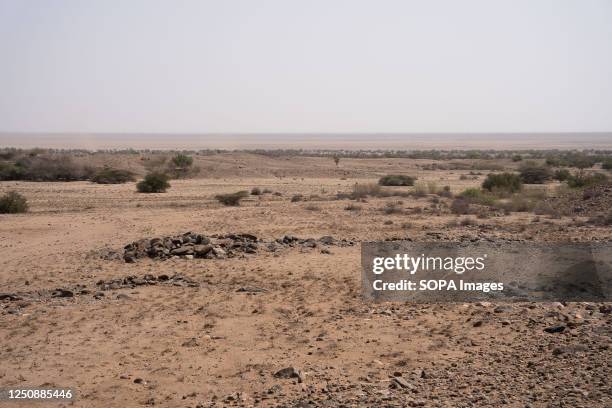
291, 194, 304, 202
413, 182, 428, 197
378, 175, 415, 186
251, 187, 262, 195
136, 172, 170, 193
459, 188, 496, 205
351, 183, 382, 199
0, 191, 28, 214
215, 190, 249, 206
437, 185, 453, 198
566, 172, 608, 189
450, 197, 471, 214
382, 201, 403, 214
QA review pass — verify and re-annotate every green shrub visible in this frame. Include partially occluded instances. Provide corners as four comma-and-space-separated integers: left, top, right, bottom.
553, 169, 571, 181
512, 155, 523, 162
602, 159, 612, 170
136, 172, 170, 193
567, 172, 608, 189
482, 173, 522, 193
215, 191, 248, 206
519, 162, 552, 184
459, 188, 497, 205
0, 162, 26, 180
378, 175, 415, 186
0, 191, 28, 214
171, 153, 193, 168
91, 167, 135, 184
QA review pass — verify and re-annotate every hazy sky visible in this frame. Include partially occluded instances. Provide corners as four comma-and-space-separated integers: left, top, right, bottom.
0, 0, 611, 133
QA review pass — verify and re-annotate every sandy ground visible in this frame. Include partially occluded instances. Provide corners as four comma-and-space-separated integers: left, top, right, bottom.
0, 156, 611, 407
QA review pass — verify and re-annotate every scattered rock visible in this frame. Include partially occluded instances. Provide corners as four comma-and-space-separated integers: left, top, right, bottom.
122, 232, 354, 262
544, 325, 566, 334
51, 289, 74, 298
274, 367, 303, 383
391, 377, 412, 389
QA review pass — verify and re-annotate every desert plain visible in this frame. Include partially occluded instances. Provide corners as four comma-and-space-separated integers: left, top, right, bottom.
0, 151, 611, 407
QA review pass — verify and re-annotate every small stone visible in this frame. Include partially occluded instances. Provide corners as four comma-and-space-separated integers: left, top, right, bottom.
51, 288, 74, 298
544, 325, 566, 334
392, 377, 412, 389
273, 367, 303, 383
182, 338, 199, 347
494, 306, 512, 313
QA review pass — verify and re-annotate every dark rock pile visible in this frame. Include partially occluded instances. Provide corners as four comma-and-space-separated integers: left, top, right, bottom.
123, 232, 354, 263
96, 273, 198, 290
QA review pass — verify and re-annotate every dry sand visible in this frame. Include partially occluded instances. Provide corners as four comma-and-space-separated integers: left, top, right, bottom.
0, 154, 610, 407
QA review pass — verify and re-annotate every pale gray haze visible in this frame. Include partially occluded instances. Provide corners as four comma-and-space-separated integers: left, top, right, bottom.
0, 0, 611, 141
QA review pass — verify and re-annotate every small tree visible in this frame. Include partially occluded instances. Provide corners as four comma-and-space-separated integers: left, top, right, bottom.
136, 172, 170, 193
0, 191, 28, 213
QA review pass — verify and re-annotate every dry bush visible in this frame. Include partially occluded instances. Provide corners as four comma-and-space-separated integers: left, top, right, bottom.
251, 187, 262, 195
91, 167, 135, 184
0, 191, 28, 214
378, 175, 415, 186
460, 217, 477, 226
14, 155, 93, 181
427, 181, 438, 194
382, 201, 403, 214
304, 203, 321, 211
291, 194, 303, 202
533, 202, 561, 218
519, 161, 552, 184
351, 183, 382, 199
588, 211, 612, 226
413, 182, 428, 197
451, 197, 471, 214
437, 186, 453, 198
215, 190, 249, 206
344, 203, 362, 211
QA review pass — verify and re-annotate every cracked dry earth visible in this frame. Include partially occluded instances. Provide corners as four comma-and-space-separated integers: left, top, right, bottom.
0, 176, 611, 407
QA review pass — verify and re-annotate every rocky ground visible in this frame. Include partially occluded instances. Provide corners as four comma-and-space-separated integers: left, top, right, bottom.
0, 155, 610, 407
